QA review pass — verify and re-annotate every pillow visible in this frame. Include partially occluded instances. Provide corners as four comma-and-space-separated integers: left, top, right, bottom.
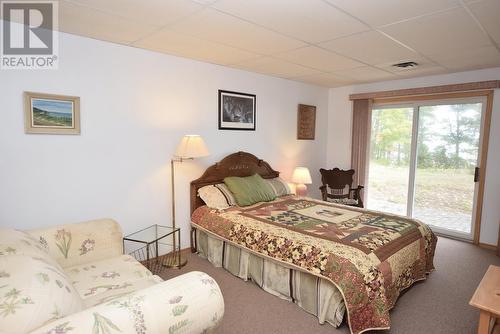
266, 177, 292, 197
0, 255, 83, 333
198, 184, 236, 210
224, 174, 276, 207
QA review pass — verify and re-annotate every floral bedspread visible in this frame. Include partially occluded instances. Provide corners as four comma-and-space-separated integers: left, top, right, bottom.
191, 196, 437, 334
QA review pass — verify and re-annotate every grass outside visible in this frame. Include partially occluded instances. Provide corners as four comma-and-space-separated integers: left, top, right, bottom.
367, 162, 474, 214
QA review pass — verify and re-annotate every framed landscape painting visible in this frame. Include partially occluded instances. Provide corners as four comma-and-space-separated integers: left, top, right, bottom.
24, 92, 80, 134
218, 90, 256, 130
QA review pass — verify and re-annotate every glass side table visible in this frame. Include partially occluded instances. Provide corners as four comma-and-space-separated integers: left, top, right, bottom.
123, 225, 185, 274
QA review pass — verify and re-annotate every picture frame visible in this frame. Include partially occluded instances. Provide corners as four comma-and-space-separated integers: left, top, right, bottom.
297, 104, 316, 140
24, 92, 80, 135
218, 90, 256, 131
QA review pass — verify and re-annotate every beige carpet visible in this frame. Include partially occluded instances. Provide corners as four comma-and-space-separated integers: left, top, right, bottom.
160, 237, 500, 334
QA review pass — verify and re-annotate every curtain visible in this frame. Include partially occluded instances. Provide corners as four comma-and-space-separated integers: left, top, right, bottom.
350, 99, 372, 201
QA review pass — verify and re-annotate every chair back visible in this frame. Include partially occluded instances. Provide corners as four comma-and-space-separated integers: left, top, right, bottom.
319, 168, 354, 199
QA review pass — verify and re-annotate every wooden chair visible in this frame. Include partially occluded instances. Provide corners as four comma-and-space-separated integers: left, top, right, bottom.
319, 168, 364, 208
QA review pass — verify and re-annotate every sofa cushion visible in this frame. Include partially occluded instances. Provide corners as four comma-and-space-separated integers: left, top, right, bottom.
82, 275, 163, 307
0, 228, 59, 268
29, 219, 123, 269
65, 254, 153, 300
0, 255, 83, 334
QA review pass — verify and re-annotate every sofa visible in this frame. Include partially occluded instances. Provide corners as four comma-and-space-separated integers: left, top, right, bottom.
0, 219, 224, 334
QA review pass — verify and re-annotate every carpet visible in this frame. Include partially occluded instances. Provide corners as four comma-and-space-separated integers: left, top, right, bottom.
159, 237, 500, 334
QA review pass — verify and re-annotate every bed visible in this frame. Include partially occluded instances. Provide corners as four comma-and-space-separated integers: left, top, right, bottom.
190, 151, 437, 334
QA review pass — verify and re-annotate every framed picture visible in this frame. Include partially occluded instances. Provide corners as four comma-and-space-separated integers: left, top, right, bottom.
297, 104, 316, 140
218, 90, 256, 130
24, 92, 80, 135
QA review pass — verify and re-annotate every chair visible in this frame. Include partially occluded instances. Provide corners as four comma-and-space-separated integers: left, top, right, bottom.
319, 168, 364, 208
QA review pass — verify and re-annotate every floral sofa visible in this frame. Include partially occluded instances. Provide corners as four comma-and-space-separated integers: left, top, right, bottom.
0, 219, 224, 334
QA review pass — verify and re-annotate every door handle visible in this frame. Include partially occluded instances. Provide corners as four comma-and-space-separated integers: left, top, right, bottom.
474, 167, 480, 183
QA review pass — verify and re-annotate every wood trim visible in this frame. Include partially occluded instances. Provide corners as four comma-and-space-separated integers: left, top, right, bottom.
479, 243, 498, 252
373, 90, 492, 105
350, 80, 500, 101
497, 221, 500, 257
474, 91, 494, 245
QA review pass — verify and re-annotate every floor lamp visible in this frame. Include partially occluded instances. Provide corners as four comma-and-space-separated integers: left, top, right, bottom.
166, 135, 209, 268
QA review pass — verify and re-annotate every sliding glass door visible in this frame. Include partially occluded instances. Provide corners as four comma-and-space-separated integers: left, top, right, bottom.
367, 98, 485, 239
368, 107, 414, 216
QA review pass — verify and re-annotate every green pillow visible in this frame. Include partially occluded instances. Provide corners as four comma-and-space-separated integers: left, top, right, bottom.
224, 174, 277, 207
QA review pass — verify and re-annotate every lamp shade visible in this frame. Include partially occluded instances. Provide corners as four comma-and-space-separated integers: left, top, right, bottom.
174, 135, 209, 159
291, 167, 312, 184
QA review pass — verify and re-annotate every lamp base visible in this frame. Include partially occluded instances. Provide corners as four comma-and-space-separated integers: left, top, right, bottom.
295, 184, 308, 197
162, 253, 187, 269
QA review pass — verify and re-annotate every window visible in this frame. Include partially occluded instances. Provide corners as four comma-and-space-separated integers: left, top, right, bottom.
367, 97, 485, 239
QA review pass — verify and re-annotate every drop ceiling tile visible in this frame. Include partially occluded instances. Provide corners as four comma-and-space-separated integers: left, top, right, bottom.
134, 29, 259, 65
468, 0, 500, 45
232, 57, 321, 78
275, 46, 364, 72
59, 1, 160, 44
377, 59, 448, 77
293, 73, 356, 87
332, 66, 397, 82
380, 7, 492, 56
325, 0, 460, 27
192, 0, 218, 5
170, 8, 306, 54
212, 0, 368, 43
64, 0, 202, 26
392, 66, 448, 78
430, 46, 500, 70
320, 30, 419, 65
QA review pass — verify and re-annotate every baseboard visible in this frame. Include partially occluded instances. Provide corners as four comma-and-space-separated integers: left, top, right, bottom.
478, 242, 497, 251
436, 234, 498, 254
180, 247, 192, 254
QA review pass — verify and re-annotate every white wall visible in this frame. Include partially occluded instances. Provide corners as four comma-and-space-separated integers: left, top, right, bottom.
0, 31, 329, 248
327, 67, 500, 245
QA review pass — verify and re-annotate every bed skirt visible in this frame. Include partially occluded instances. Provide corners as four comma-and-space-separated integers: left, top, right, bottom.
195, 228, 346, 328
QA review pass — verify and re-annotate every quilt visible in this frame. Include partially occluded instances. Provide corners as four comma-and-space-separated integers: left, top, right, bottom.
191, 196, 437, 334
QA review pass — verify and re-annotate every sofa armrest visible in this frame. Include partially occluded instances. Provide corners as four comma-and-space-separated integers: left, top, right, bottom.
29, 218, 123, 268
29, 271, 224, 334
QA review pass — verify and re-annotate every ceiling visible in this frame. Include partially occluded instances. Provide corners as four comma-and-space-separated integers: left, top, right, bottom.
52, 0, 500, 86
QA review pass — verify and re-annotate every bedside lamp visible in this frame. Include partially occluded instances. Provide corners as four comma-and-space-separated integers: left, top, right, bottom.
292, 167, 312, 197
167, 135, 209, 268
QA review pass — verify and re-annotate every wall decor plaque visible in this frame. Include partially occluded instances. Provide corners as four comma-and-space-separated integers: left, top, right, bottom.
297, 104, 316, 140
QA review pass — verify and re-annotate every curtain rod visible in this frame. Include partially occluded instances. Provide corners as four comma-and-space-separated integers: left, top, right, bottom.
349, 80, 500, 101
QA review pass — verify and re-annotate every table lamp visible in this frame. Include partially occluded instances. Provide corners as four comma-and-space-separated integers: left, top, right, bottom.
292, 167, 312, 197
167, 135, 209, 268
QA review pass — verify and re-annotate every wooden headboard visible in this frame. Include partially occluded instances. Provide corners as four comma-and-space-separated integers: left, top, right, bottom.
190, 151, 280, 214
